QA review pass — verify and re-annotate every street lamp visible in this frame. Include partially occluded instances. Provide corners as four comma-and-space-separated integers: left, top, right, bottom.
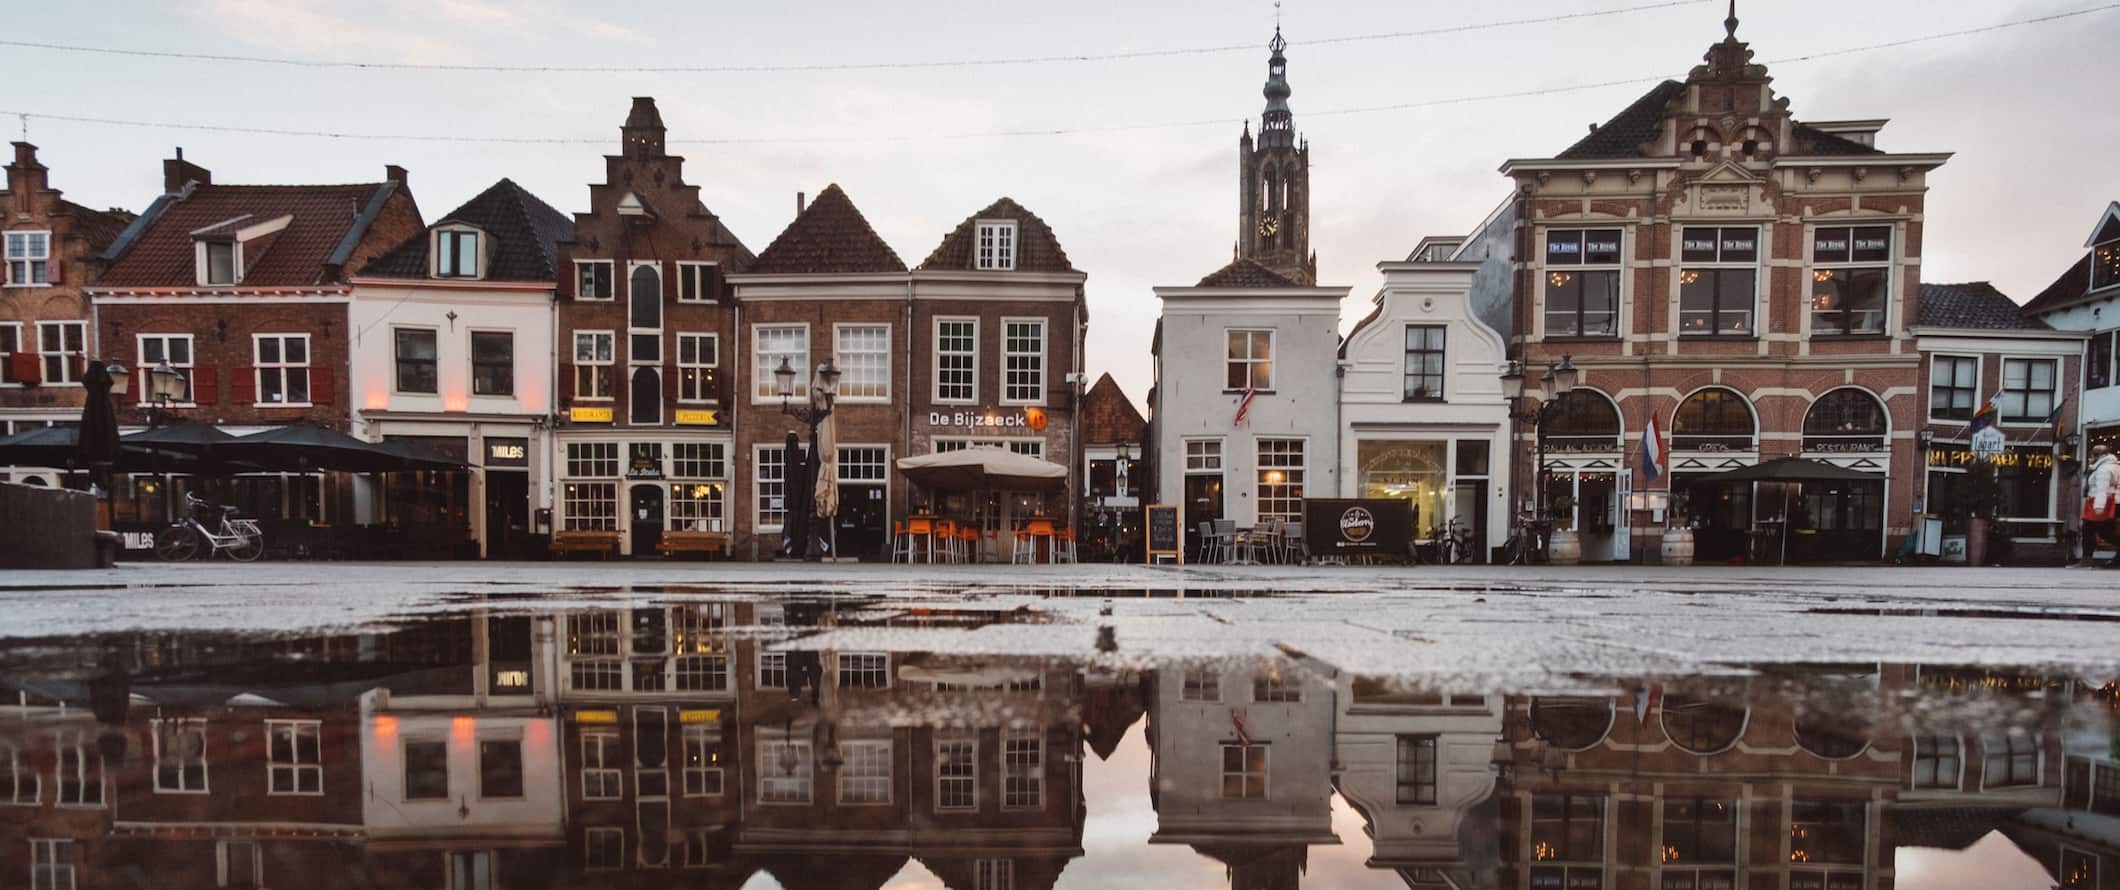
144, 361, 189, 427
774, 357, 841, 559
1506, 355, 1579, 538
1114, 441, 1132, 500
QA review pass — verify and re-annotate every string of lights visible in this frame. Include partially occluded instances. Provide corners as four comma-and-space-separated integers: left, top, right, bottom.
0, 1, 1707, 74
0, 3, 2111, 148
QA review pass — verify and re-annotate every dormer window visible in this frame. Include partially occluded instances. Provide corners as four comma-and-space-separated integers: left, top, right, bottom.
203, 241, 237, 285
192, 214, 288, 287
975, 220, 1017, 271
435, 229, 480, 279
2096, 237, 2120, 292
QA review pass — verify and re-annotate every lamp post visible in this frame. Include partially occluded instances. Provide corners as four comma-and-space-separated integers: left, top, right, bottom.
143, 361, 188, 428
1502, 355, 1579, 527
774, 356, 841, 560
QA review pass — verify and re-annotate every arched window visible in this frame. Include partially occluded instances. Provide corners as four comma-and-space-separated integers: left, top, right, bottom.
1263, 167, 1280, 213
1661, 694, 1747, 754
1542, 389, 1623, 453
1530, 698, 1615, 751
1803, 389, 1888, 453
629, 265, 662, 331
1795, 715, 1870, 760
630, 366, 662, 425
1672, 388, 1755, 451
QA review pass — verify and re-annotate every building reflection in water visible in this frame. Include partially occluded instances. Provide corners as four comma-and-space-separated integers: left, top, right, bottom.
0, 601, 2113, 890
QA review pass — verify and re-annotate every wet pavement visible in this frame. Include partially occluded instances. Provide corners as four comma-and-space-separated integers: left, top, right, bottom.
0, 565, 2114, 888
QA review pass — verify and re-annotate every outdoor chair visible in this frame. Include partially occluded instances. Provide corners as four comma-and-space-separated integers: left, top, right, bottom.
1280, 521, 1306, 565
1211, 519, 1237, 564
958, 524, 982, 564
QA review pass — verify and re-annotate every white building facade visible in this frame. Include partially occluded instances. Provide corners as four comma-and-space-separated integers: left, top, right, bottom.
2021, 202, 2120, 452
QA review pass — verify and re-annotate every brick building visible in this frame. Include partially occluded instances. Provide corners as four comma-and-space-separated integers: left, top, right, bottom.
552, 97, 753, 558
1499, 10, 1950, 563
1, 142, 131, 460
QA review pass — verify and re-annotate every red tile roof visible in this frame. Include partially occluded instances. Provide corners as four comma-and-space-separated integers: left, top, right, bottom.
918, 197, 1075, 273
1081, 373, 1146, 445
1196, 257, 1300, 288
99, 182, 395, 288
57, 200, 131, 252
749, 184, 906, 274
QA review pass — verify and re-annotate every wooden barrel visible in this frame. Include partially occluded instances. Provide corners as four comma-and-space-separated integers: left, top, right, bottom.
1660, 527, 1695, 567
1547, 527, 1581, 565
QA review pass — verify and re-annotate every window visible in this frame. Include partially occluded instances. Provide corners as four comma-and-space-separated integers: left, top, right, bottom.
669, 444, 727, 532
628, 264, 662, 332
266, 720, 321, 795
218, 839, 260, 889
52, 733, 101, 807
1395, 736, 1437, 804
585, 827, 625, 870
580, 730, 621, 799
2097, 236, 2120, 292
404, 739, 449, 800
154, 719, 208, 793
680, 830, 712, 869
1256, 438, 1305, 523
1929, 355, 1978, 421
395, 328, 438, 394
1220, 744, 1266, 799
1661, 695, 1747, 753
1811, 225, 1892, 337
4, 231, 50, 285
204, 241, 237, 284
675, 654, 727, 691
683, 726, 724, 796
138, 333, 195, 403
1544, 229, 1622, 338
1252, 668, 1301, 703
1661, 798, 1737, 889
480, 738, 523, 798
1530, 793, 1605, 887
468, 331, 512, 396
3, 742, 39, 803
677, 262, 717, 302
756, 445, 787, 529
0, 323, 19, 384
1670, 388, 1754, 452
935, 318, 977, 402
437, 229, 479, 278
975, 859, 1015, 890
576, 260, 614, 299
1913, 736, 1961, 789
754, 324, 810, 401
1403, 325, 1445, 401
838, 740, 892, 804
937, 739, 978, 810
758, 651, 788, 689
253, 334, 311, 404
563, 445, 618, 532
677, 333, 719, 403
1226, 329, 1274, 391
574, 331, 614, 400
38, 321, 85, 385
1788, 800, 1865, 876
1003, 731, 1042, 809
1184, 439, 1223, 472
1802, 389, 1887, 453
1004, 319, 1045, 404
759, 739, 813, 803
838, 446, 888, 483
1983, 734, 2040, 787
30, 838, 73, 890
975, 219, 1017, 270
836, 324, 890, 400
1679, 226, 1758, 336
628, 366, 661, 425
838, 652, 890, 689
2091, 332, 2113, 391
1181, 666, 1219, 701
2001, 358, 2058, 423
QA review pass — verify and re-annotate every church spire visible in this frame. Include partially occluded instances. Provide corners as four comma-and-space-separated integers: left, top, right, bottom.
1258, 26, 1295, 150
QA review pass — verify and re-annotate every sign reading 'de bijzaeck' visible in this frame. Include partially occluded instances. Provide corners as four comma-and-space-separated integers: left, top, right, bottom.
928, 406, 1049, 432
1303, 498, 1416, 559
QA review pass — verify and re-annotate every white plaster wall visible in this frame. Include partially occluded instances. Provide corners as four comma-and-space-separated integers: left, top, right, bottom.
348, 286, 554, 419
2030, 298, 2120, 429
1331, 680, 1502, 866
1147, 662, 1339, 844
359, 693, 564, 838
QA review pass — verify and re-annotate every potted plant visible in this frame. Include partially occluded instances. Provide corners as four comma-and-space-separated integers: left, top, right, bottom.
1545, 494, 1580, 565
1958, 458, 2002, 566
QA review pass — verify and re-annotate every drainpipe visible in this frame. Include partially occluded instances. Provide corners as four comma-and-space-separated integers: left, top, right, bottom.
901, 274, 914, 523
1334, 359, 1347, 498
1071, 292, 1084, 536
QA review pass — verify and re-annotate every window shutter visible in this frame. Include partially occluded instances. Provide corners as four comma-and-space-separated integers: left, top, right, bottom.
231, 367, 256, 404
44, 250, 60, 284
704, 265, 720, 302
7, 352, 38, 385
310, 367, 334, 404
192, 367, 217, 405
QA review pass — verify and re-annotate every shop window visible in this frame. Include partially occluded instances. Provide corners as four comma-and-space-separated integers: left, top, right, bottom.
1671, 388, 1755, 452
1802, 389, 1887, 453
1661, 798, 1737, 889
1789, 800, 1865, 889
1810, 226, 1892, 337
470, 331, 513, 396
1544, 229, 1622, 338
1679, 227, 1758, 336
2090, 332, 2113, 390
1356, 440, 1448, 530
395, 328, 438, 394
1256, 438, 1305, 523
1530, 793, 1605, 888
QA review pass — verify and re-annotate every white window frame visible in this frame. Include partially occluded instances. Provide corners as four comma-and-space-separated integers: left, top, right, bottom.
974, 219, 1018, 271
1001, 730, 1042, 810
152, 718, 210, 794
136, 333, 197, 406
1001, 317, 1046, 406
935, 737, 979, 812
974, 858, 1015, 890
30, 838, 74, 890
1979, 733, 2044, 790
757, 650, 788, 689
682, 725, 723, 797
836, 739, 893, 805
1180, 666, 1219, 702
575, 259, 615, 300
933, 317, 979, 404
758, 737, 813, 804
584, 826, 625, 871
4, 230, 52, 287
574, 330, 615, 401
751, 323, 811, 404
1807, 222, 1895, 338
676, 261, 718, 303
837, 652, 891, 689
1255, 437, 1307, 525
433, 226, 483, 279
197, 240, 240, 286
216, 839, 262, 889
933, 437, 1043, 459
36, 321, 85, 386
52, 732, 102, 808
834, 323, 892, 403
0, 322, 22, 387
676, 333, 719, 404
581, 730, 623, 800
1183, 438, 1224, 473
3, 742, 37, 804
1909, 734, 1965, 791
1225, 328, 1275, 393
1219, 743, 1268, 800
626, 260, 663, 364
265, 719, 323, 796
1540, 227, 1625, 339
755, 444, 788, 531
252, 333, 312, 407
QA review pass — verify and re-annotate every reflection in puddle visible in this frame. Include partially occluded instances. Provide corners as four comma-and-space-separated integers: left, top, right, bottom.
0, 597, 2112, 889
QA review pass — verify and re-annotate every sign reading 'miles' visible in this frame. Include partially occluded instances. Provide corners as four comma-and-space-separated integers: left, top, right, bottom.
929, 406, 1049, 432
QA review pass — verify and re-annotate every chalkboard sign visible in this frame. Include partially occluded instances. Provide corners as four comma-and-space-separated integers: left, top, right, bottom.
1144, 503, 1182, 564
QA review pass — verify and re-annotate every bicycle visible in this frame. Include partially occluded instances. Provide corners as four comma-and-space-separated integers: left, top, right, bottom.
155, 494, 265, 562
1500, 513, 1551, 566
1437, 516, 1478, 565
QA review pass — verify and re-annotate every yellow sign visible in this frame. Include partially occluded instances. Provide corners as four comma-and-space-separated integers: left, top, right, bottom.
573, 709, 619, 724
674, 409, 719, 426
1927, 447, 2054, 471
570, 405, 614, 423
494, 670, 529, 689
678, 709, 721, 725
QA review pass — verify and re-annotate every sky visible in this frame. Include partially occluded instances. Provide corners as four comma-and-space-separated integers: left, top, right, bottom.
6, 0, 2119, 406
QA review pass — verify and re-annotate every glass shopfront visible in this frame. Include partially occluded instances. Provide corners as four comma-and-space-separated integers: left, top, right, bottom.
1356, 438, 1493, 561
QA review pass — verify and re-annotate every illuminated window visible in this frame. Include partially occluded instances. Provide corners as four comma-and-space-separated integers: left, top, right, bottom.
1810, 226, 1891, 337
1660, 798, 1736, 889
1679, 227, 1758, 337
1256, 438, 1305, 523
1225, 329, 1274, 391
573, 331, 614, 400
580, 731, 621, 800
1219, 744, 1266, 799
1544, 229, 1622, 338
1530, 793, 1605, 888
683, 726, 723, 796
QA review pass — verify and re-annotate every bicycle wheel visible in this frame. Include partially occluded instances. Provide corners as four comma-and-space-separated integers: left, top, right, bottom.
155, 526, 200, 561
227, 531, 264, 562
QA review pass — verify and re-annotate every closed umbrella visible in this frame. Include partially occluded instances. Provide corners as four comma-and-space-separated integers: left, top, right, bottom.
76, 361, 121, 469
813, 413, 839, 520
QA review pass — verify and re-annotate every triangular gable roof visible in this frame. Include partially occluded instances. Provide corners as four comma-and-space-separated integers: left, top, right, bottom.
918, 197, 1075, 273
749, 184, 907, 274
1557, 80, 1686, 160
360, 178, 571, 281
1195, 257, 1299, 288
2083, 200, 2120, 247
1081, 373, 1147, 445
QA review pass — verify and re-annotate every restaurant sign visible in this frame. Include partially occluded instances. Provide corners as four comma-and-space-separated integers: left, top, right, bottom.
674, 409, 720, 426
569, 405, 614, 423
1303, 498, 1415, 559
1927, 445, 2054, 470
485, 437, 529, 468
929, 406, 1048, 432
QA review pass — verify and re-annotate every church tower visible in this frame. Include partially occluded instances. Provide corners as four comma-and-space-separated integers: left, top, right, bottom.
1236, 27, 1314, 285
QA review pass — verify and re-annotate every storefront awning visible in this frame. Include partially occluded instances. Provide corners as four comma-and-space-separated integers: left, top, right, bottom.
896, 446, 1067, 492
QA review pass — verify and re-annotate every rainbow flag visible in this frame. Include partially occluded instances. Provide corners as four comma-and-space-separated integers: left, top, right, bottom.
1968, 389, 2004, 433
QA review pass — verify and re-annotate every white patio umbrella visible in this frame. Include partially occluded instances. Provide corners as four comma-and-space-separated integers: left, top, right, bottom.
895, 446, 1068, 492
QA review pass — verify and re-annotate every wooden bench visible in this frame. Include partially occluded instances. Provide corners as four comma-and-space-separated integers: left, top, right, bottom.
658, 530, 729, 558
550, 530, 621, 559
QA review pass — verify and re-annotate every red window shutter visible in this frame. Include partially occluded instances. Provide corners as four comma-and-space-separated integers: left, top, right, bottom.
310, 367, 334, 404
44, 252, 60, 284
192, 367, 218, 405
231, 367, 256, 405
7, 352, 38, 385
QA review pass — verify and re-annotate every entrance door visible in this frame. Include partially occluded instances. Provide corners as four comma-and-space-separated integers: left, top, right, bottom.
484, 471, 531, 560
628, 484, 664, 557
836, 483, 887, 560
1183, 474, 1224, 561
1611, 469, 1632, 562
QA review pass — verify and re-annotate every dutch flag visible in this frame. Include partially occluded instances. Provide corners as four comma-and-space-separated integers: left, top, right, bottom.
1640, 416, 1665, 483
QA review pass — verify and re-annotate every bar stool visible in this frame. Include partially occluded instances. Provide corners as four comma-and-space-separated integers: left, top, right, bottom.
1014, 519, 1056, 564
957, 524, 981, 564
1056, 526, 1077, 563
891, 520, 913, 563
933, 519, 958, 563
905, 516, 936, 564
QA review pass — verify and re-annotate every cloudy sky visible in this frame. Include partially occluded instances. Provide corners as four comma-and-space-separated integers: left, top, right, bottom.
6, 0, 2118, 403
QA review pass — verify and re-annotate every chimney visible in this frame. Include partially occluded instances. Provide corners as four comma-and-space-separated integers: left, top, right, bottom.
7, 142, 45, 198
385, 164, 408, 186
162, 148, 211, 195
796, 191, 806, 216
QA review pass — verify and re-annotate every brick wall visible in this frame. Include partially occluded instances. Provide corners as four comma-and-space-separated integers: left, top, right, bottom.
0, 144, 117, 413
101, 299, 352, 429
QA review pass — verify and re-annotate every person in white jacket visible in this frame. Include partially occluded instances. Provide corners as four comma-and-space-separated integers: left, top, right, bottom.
2081, 445, 2120, 567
